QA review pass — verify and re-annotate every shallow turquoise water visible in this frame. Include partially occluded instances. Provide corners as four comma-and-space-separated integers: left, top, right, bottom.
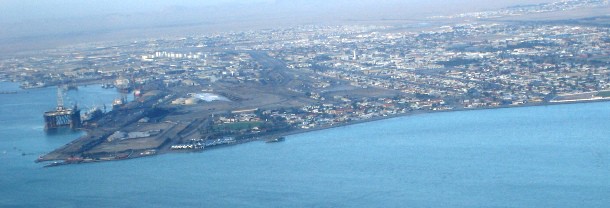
1, 82, 609, 207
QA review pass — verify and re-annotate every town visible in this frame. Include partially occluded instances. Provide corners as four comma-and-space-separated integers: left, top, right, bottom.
0, 0, 609, 166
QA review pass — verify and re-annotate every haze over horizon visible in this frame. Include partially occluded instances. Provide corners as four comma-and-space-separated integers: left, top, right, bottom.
0, 0, 562, 54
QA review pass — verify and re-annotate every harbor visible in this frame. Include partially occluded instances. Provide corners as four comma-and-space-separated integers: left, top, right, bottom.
2, 83, 609, 207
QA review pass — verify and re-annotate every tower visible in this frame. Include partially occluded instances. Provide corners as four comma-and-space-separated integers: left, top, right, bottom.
56, 87, 64, 111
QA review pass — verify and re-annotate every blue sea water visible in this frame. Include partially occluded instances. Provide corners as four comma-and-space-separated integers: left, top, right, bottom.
1, 81, 609, 207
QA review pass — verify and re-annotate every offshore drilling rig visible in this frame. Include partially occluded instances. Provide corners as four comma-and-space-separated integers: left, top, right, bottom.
43, 87, 81, 130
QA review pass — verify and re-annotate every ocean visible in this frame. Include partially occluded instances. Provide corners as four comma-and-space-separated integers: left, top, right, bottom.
0, 81, 609, 207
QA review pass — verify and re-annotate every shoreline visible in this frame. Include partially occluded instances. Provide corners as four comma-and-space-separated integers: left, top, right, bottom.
265, 98, 610, 140
37, 97, 610, 167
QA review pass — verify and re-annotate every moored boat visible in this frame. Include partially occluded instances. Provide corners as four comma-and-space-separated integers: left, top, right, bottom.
266, 136, 285, 143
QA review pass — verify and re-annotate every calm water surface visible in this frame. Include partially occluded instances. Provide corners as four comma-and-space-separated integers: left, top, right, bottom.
1, 82, 609, 207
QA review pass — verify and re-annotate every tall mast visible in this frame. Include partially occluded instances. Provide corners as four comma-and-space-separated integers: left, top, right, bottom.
57, 86, 64, 110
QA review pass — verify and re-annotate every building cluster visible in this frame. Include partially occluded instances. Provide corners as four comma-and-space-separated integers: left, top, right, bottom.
0, 38, 262, 89
260, 23, 610, 108
1, 1, 609, 132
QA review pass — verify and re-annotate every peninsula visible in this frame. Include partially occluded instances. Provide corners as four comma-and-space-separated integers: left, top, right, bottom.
0, 0, 608, 167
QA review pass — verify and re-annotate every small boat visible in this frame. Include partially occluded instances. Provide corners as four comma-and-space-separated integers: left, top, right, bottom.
266, 136, 285, 143
44, 161, 63, 168
101, 83, 115, 89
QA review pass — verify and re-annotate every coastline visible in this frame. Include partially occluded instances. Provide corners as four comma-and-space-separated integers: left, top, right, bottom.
37, 97, 610, 167
264, 98, 610, 141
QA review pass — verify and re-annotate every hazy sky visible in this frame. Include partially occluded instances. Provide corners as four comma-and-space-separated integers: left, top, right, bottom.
0, 0, 269, 23
0, 0, 557, 54
0, 0, 557, 23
